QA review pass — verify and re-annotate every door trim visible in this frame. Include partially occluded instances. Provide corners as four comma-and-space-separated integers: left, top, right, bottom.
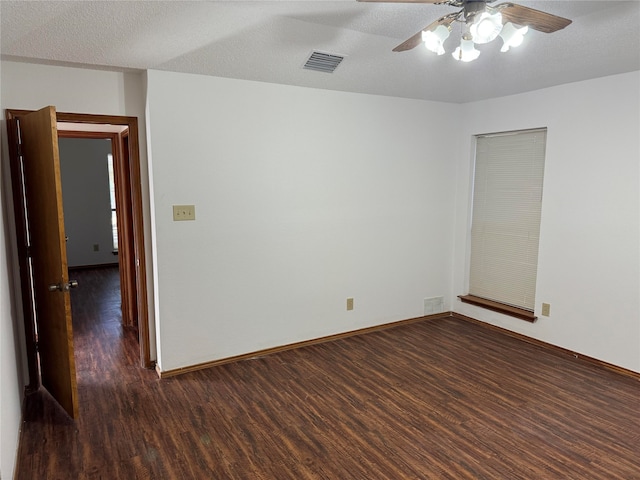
57, 130, 138, 330
6, 109, 152, 385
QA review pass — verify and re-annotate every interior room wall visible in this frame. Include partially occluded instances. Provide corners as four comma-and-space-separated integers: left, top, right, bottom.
0, 163, 23, 480
59, 137, 119, 267
452, 71, 640, 373
145, 70, 461, 372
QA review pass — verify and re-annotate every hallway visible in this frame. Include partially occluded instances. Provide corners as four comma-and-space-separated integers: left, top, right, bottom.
71, 267, 143, 381
17, 267, 158, 478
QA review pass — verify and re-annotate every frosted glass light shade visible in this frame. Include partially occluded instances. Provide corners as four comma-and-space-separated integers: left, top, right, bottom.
422, 25, 451, 55
452, 38, 481, 62
470, 11, 503, 44
499, 22, 529, 52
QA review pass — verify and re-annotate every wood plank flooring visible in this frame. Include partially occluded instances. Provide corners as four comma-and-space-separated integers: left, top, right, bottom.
15, 267, 640, 479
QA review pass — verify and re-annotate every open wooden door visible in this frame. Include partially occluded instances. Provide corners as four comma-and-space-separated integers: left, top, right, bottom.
19, 106, 79, 418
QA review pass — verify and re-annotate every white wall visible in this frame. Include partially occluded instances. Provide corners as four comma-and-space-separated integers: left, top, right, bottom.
59, 137, 119, 267
1, 156, 23, 480
452, 71, 640, 372
145, 70, 461, 371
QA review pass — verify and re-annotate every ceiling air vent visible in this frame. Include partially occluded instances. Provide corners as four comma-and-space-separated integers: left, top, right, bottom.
303, 51, 344, 74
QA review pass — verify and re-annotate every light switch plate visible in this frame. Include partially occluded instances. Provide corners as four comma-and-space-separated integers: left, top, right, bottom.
173, 205, 196, 221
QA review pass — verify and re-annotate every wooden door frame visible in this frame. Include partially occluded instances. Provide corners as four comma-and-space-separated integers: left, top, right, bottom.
6, 109, 152, 390
57, 130, 138, 331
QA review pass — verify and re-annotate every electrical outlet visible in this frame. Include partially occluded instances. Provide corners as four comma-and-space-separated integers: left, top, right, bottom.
93, 244, 99, 252
173, 205, 196, 221
346, 298, 354, 311
541, 303, 551, 316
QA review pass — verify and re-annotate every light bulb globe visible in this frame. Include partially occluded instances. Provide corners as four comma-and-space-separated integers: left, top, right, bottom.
422, 25, 450, 55
452, 38, 480, 62
499, 22, 529, 52
470, 11, 503, 44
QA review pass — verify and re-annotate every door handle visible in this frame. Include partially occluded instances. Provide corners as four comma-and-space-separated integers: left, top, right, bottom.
48, 280, 79, 292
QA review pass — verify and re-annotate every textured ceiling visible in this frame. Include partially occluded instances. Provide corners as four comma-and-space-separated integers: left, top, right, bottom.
1, 1, 639, 103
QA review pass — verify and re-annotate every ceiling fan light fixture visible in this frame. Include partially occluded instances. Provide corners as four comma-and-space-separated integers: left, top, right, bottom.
452, 38, 480, 62
382, 0, 571, 64
422, 24, 451, 55
470, 11, 503, 44
499, 22, 529, 52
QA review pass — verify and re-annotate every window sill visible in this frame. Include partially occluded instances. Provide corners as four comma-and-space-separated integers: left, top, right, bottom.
458, 295, 537, 322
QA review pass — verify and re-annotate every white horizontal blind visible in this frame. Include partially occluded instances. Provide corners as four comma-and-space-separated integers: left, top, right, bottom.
469, 129, 546, 311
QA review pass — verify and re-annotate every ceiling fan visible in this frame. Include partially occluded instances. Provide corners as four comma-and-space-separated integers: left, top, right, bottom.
357, 0, 572, 62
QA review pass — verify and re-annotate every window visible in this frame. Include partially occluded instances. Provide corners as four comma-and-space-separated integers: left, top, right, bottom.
107, 153, 118, 253
460, 128, 547, 321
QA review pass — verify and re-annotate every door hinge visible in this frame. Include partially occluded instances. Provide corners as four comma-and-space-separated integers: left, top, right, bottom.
34, 341, 39, 352
26, 245, 32, 257
17, 142, 23, 156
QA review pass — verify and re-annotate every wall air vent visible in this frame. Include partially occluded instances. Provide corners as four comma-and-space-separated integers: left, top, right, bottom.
303, 51, 345, 73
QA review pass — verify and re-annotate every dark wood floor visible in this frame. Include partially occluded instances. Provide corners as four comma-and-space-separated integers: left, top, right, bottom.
16, 267, 640, 479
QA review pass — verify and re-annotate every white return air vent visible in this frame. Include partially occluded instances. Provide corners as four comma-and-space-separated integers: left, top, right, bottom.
424, 296, 445, 315
303, 51, 345, 73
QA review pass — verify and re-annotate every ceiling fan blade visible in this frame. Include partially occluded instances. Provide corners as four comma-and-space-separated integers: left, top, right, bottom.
497, 3, 572, 33
392, 13, 457, 52
393, 30, 427, 52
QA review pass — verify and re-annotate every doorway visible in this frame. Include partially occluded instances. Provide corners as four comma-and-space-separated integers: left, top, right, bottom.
57, 130, 140, 330
57, 133, 141, 363
6, 109, 152, 400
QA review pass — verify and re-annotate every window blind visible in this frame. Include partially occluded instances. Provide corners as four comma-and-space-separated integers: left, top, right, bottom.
469, 128, 546, 311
